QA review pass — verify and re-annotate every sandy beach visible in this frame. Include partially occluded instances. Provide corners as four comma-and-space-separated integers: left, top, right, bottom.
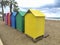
0, 19, 60, 45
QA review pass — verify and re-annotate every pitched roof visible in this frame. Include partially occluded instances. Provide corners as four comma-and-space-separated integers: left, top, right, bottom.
19, 11, 26, 16
12, 12, 17, 16
29, 9, 45, 17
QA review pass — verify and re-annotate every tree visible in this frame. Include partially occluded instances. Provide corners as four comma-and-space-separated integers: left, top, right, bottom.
10, 0, 19, 12
5, 0, 19, 13
0, 0, 9, 21
13, 2, 19, 12
0, 0, 19, 21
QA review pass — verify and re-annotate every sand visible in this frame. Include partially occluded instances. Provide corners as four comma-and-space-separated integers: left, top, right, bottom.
0, 19, 60, 45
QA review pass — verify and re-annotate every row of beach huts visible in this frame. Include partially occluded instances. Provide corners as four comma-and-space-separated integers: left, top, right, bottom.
4, 9, 45, 42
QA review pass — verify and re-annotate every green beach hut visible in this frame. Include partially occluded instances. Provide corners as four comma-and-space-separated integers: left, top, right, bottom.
16, 11, 26, 32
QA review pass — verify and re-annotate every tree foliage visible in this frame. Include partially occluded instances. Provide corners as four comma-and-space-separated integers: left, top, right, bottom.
0, 0, 19, 21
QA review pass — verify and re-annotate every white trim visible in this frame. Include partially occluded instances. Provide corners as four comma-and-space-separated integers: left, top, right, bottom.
0, 39, 3, 45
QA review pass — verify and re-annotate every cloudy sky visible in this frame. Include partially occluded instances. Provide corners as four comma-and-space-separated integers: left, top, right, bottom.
2, 0, 56, 13
0, 0, 60, 19
15, 0, 55, 8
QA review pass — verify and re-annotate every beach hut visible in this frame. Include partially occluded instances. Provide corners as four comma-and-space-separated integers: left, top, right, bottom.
16, 11, 26, 32
7, 13, 11, 26
25, 9, 45, 40
11, 12, 17, 28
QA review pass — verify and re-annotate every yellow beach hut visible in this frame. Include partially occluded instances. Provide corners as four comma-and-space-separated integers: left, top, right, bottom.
25, 9, 45, 40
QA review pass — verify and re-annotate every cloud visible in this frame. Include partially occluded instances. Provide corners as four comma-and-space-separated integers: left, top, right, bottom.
15, 0, 55, 8
55, 0, 60, 7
